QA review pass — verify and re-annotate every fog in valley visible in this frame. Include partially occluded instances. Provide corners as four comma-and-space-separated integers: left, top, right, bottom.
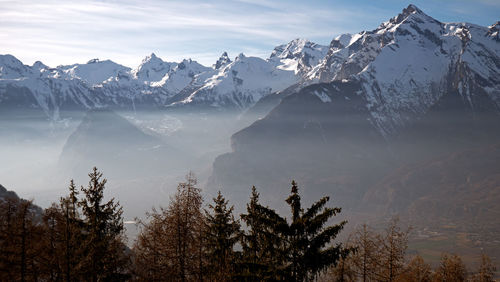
0, 109, 260, 232
3, 96, 500, 264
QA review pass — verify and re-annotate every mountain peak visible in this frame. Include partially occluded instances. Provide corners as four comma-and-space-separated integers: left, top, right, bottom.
32, 61, 48, 70
0, 54, 24, 66
235, 53, 246, 61
404, 4, 423, 15
87, 58, 100, 64
141, 53, 163, 64
133, 53, 173, 82
329, 33, 353, 50
0, 54, 29, 79
270, 38, 312, 59
214, 52, 232, 70
388, 4, 436, 26
375, 4, 440, 34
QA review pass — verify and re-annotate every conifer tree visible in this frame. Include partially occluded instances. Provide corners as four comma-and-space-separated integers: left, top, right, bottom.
238, 186, 290, 281
246, 181, 349, 281
79, 167, 129, 281
205, 191, 240, 281
239, 186, 276, 280
283, 180, 349, 281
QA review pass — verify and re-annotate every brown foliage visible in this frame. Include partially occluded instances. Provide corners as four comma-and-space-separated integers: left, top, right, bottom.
433, 253, 467, 282
133, 172, 205, 281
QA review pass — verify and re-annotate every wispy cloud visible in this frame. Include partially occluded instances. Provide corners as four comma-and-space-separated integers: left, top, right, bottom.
0, 0, 497, 68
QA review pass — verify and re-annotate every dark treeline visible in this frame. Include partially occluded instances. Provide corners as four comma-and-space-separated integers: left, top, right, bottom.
0, 167, 129, 281
133, 173, 349, 281
0, 168, 497, 281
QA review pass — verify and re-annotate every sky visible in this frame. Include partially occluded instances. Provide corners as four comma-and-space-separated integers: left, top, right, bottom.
0, 0, 499, 68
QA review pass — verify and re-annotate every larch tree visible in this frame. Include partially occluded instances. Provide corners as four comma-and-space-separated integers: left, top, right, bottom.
40, 204, 64, 281
39, 179, 85, 282
61, 179, 84, 281
322, 247, 357, 282
374, 217, 410, 282
434, 253, 468, 282
400, 254, 432, 282
0, 197, 42, 282
169, 172, 204, 281
133, 171, 204, 281
350, 223, 378, 282
471, 254, 496, 282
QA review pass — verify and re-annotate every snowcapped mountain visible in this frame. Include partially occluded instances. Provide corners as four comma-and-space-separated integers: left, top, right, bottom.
132, 53, 176, 83
0, 55, 97, 118
0, 37, 328, 117
57, 59, 131, 85
208, 5, 500, 217
270, 38, 328, 75
177, 53, 299, 109
2, 4, 498, 121
308, 4, 500, 135
152, 59, 212, 92
0, 55, 31, 79
213, 52, 232, 70
175, 40, 328, 109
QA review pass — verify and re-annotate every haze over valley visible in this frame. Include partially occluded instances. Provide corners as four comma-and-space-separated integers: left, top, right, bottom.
1, 3, 500, 273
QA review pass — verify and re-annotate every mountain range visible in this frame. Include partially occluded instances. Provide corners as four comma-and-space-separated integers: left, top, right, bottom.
207, 4, 500, 236
0, 38, 328, 119
2, 4, 500, 257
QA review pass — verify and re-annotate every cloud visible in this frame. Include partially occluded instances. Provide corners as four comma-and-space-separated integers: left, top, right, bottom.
0, 0, 496, 67
1, 0, 375, 67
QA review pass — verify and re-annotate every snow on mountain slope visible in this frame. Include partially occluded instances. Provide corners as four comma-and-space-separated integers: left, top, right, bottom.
57, 59, 131, 86
0, 55, 31, 79
179, 53, 299, 108
307, 4, 500, 135
0, 36, 330, 116
132, 53, 177, 83
6, 4, 497, 123
213, 52, 232, 70
0, 55, 100, 117
0, 73, 97, 119
153, 59, 212, 93
269, 38, 328, 75
175, 39, 328, 109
